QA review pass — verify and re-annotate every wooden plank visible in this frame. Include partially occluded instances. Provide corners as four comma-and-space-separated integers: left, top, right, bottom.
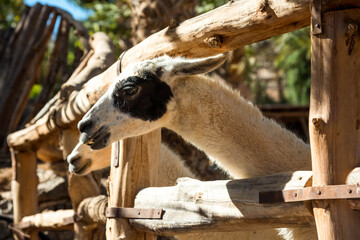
106, 130, 161, 240
20, 209, 74, 230
130, 171, 315, 235
11, 149, 38, 240
309, 7, 360, 240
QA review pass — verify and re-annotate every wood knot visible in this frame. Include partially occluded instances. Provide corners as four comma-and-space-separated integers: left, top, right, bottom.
259, 0, 268, 13
347, 23, 358, 37
169, 19, 179, 29
346, 23, 358, 55
204, 35, 222, 48
257, 0, 276, 20
194, 192, 203, 202
312, 117, 325, 132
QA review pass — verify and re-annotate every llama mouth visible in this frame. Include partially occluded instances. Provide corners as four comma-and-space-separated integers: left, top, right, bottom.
81, 127, 111, 150
69, 158, 91, 175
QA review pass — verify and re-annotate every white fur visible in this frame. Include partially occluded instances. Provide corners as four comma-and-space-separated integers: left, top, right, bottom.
77, 54, 316, 239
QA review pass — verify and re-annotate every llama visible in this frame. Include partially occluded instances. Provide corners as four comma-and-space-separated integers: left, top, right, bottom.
77, 54, 311, 178
75, 54, 316, 239
67, 141, 283, 240
67, 138, 195, 185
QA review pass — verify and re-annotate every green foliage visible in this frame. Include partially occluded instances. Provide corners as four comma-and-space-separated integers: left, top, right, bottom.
83, 1, 131, 54
195, 0, 228, 14
243, 27, 311, 105
243, 41, 278, 104
29, 84, 43, 99
196, 1, 311, 105
71, 0, 115, 6
0, 0, 24, 30
274, 27, 311, 105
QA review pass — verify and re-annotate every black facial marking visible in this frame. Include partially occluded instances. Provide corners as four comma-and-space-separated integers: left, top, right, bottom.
90, 132, 111, 150
78, 119, 93, 134
112, 71, 173, 121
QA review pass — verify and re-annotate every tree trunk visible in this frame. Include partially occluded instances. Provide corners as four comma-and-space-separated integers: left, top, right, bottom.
129, 0, 196, 44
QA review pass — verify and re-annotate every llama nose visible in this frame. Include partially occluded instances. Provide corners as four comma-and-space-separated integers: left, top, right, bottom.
67, 154, 80, 165
78, 118, 93, 133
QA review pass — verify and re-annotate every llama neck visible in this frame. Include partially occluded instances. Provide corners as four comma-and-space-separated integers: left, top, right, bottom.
167, 76, 311, 179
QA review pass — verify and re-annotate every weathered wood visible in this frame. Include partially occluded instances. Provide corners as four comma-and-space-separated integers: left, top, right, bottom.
63, 127, 104, 240
121, 0, 311, 66
309, 7, 360, 240
59, 32, 116, 100
1, 3, 90, 156
68, 172, 104, 240
54, 7, 89, 40
7, 33, 116, 153
77, 195, 107, 225
30, 18, 70, 117
11, 149, 38, 240
130, 171, 314, 235
0, 6, 30, 79
0, 4, 43, 152
20, 209, 74, 230
16, 167, 359, 234
106, 131, 161, 240
14, 196, 108, 232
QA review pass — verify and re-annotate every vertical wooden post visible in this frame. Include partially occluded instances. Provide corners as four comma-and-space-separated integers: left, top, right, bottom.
106, 130, 161, 240
11, 148, 38, 240
310, 7, 360, 240
61, 128, 104, 240
68, 173, 104, 240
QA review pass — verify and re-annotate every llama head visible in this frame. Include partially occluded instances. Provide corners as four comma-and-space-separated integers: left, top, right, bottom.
78, 53, 227, 150
67, 142, 112, 175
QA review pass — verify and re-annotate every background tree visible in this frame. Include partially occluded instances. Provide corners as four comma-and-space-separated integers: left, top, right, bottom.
0, 0, 23, 30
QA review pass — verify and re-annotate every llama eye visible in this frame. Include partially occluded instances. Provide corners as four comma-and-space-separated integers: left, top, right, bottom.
122, 86, 138, 96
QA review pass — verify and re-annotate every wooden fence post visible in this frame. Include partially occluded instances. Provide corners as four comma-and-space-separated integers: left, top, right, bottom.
106, 130, 161, 240
61, 128, 104, 240
11, 149, 38, 240
310, 6, 360, 240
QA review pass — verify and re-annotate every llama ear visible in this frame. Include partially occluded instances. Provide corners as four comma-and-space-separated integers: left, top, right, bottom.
156, 53, 228, 77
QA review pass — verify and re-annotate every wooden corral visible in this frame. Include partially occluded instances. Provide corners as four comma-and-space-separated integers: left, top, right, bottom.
5, 4, 116, 238
6, 0, 360, 240
0, 3, 89, 162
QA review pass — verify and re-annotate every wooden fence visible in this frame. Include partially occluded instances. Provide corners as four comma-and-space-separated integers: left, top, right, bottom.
7, 0, 360, 239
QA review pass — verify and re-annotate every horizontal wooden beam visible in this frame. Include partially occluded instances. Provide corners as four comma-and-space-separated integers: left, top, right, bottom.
19, 210, 74, 231
121, 0, 311, 65
130, 171, 315, 235
16, 168, 360, 233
